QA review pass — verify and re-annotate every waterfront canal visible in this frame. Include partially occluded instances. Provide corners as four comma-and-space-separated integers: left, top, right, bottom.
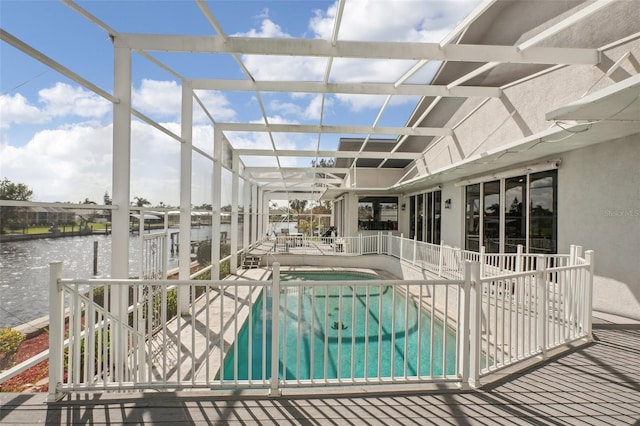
0, 226, 213, 329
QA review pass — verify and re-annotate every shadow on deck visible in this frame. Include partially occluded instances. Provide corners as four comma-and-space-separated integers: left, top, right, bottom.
2, 322, 639, 424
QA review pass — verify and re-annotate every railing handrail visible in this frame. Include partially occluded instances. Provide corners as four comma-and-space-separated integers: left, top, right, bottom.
59, 277, 466, 288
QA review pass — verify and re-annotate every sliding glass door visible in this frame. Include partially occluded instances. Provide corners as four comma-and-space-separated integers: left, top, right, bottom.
504, 176, 527, 253
464, 169, 557, 254
529, 171, 557, 254
409, 190, 441, 244
465, 184, 481, 251
483, 180, 500, 253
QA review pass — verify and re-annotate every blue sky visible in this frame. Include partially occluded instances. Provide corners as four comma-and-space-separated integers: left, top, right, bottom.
1, 0, 480, 206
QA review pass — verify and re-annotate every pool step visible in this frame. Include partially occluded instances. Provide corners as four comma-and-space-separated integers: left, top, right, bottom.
243, 255, 261, 269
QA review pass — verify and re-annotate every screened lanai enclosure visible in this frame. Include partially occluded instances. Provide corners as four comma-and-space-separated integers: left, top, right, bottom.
1, 0, 638, 400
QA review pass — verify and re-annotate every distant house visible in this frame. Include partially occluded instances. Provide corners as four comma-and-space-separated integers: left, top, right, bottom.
25, 206, 77, 226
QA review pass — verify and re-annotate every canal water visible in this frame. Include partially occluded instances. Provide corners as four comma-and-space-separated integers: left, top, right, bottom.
0, 227, 211, 329
0, 221, 301, 329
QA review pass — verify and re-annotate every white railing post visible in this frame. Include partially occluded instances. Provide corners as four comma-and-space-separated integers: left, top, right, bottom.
139, 212, 145, 278
514, 244, 524, 300
48, 261, 64, 401
136, 284, 146, 383
479, 245, 486, 277
163, 214, 169, 279
566, 245, 577, 332
270, 262, 281, 396
460, 261, 472, 388
387, 231, 392, 256
468, 262, 481, 388
377, 232, 381, 254
438, 240, 444, 277
575, 245, 583, 259
584, 250, 595, 341
400, 233, 404, 261
536, 255, 548, 358
163, 232, 168, 278
456, 247, 463, 278
359, 233, 363, 255
412, 235, 417, 266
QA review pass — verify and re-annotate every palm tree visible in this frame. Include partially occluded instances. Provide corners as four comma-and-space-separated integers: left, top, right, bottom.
289, 199, 308, 233
133, 196, 151, 207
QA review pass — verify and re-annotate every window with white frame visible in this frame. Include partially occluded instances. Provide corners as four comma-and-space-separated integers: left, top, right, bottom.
409, 190, 441, 244
357, 196, 398, 231
464, 169, 557, 254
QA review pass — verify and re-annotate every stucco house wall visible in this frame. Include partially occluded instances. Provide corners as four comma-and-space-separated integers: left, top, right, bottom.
557, 134, 640, 319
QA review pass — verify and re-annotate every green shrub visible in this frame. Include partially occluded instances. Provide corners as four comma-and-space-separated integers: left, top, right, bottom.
195, 269, 211, 280
196, 241, 231, 266
67, 327, 111, 381
0, 328, 25, 370
146, 287, 178, 325
88, 286, 106, 308
220, 258, 230, 278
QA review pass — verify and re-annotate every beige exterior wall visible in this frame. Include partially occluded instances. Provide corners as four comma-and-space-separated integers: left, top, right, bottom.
440, 183, 465, 248
557, 134, 640, 319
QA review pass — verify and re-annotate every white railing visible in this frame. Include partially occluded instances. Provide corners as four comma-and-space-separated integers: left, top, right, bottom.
141, 231, 170, 280
275, 271, 464, 389
0, 245, 231, 390
472, 250, 594, 379
43, 235, 594, 399
47, 262, 467, 399
267, 232, 391, 256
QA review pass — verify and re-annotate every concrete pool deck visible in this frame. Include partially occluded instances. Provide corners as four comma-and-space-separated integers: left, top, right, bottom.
145, 267, 271, 385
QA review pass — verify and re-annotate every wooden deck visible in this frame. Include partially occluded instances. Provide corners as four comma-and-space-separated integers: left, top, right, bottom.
1, 322, 639, 425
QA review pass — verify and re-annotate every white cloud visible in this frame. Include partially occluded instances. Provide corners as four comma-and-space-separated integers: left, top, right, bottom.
2, 80, 237, 130
193, 90, 236, 123
310, 0, 477, 42
0, 119, 190, 205
334, 94, 388, 113
233, 18, 291, 39
268, 94, 332, 121
0, 93, 46, 128
130, 121, 182, 205
234, 0, 479, 110
132, 79, 181, 119
242, 54, 326, 82
0, 83, 110, 129
0, 124, 113, 202
303, 95, 332, 120
132, 79, 236, 123
0, 79, 234, 205
225, 115, 309, 168
233, 18, 325, 81
254, 8, 270, 21
269, 99, 303, 117
192, 124, 214, 156
38, 82, 111, 119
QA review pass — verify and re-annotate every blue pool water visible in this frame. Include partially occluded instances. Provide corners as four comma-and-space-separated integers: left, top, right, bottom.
222, 271, 457, 381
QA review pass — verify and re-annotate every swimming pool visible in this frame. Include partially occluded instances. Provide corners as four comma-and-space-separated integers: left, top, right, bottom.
222, 271, 457, 382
